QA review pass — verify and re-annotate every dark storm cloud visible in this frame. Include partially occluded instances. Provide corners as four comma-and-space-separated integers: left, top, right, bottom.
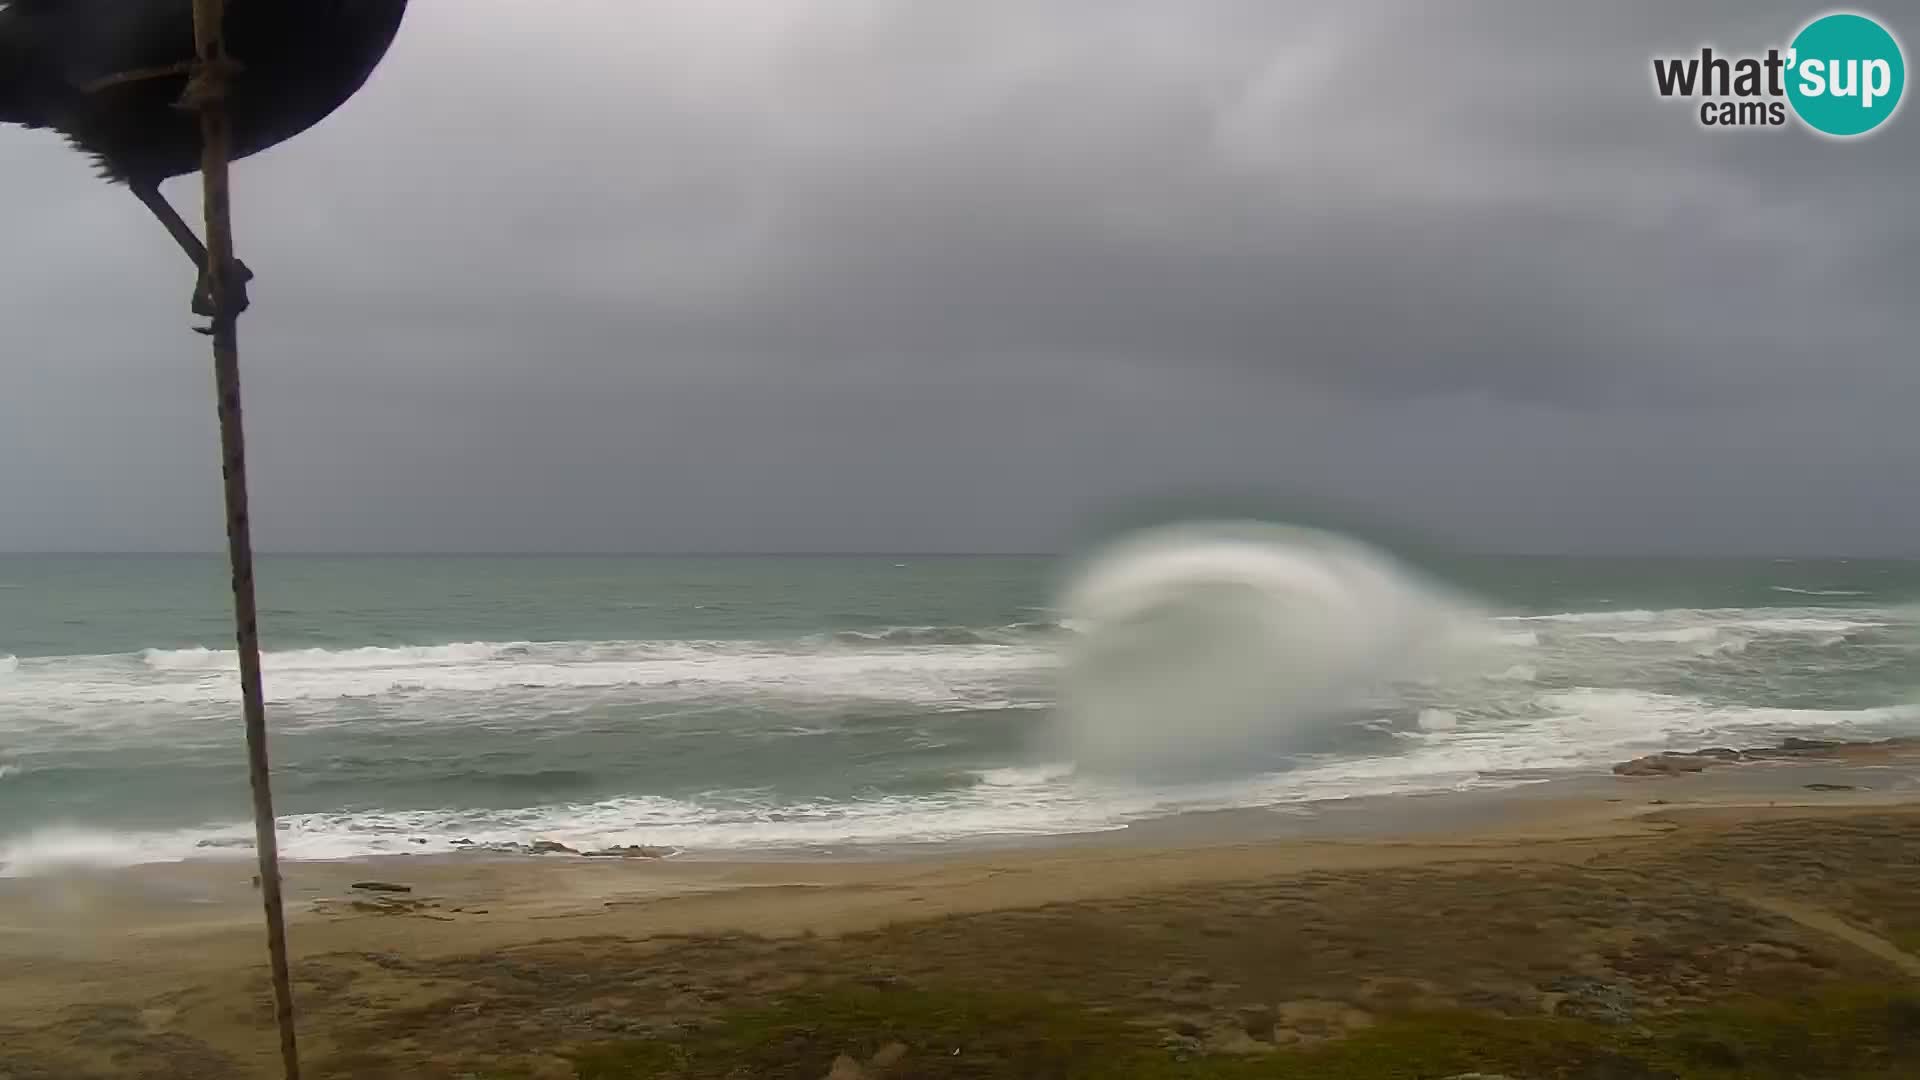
1, 0, 1915, 554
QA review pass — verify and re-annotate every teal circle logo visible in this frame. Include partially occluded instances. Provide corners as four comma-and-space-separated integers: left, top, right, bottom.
1787, 12, 1906, 136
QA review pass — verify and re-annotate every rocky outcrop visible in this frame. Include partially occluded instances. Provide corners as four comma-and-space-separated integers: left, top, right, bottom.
1541, 976, 1635, 1025
443, 839, 678, 858
1612, 735, 1915, 777
584, 845, 673, 859
1612, 754, 1712, 777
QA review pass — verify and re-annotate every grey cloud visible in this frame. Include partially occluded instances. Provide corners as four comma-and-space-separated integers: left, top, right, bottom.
1, 0, 1914, 554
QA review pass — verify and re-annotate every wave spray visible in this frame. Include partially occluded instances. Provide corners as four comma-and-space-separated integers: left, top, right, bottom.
1051, 521, 1472, 775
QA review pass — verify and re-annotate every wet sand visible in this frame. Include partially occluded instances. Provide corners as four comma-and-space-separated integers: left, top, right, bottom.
5, 749, 1920, 1078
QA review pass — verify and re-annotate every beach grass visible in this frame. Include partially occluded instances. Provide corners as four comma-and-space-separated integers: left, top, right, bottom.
9, 803, 1920, 1078
566, 982, 1920, 1079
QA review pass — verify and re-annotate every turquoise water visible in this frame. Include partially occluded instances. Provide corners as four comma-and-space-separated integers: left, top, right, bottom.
2, 550, 1917, 873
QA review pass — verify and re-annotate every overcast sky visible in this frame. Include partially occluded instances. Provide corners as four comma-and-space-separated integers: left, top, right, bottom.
2, 1, 1914, 556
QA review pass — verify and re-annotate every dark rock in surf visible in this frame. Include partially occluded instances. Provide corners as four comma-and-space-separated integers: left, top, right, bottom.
1612, 754, 1711, 777
350, 881, 412, 893
1612, 735, 1919, 777
1779, 737, 1841, 753
584, 845, 673, 859
529, 840, 578, 855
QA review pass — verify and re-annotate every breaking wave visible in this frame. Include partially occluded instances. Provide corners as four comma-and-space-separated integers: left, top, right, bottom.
9, 685, 1917, 876
2, 632, 1056, 713
826, 621, 1065, 647
1051, 521, 1475, 773
4, 543, 1917, 876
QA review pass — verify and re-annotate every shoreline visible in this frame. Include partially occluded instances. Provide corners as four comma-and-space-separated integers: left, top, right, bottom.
10, 733, 1916, 879
6, 748, 1920, 1076
5, 745, 1915, 943
15, 726, 1920, 880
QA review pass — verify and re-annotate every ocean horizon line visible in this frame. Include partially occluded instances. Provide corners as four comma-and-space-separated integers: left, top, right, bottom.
3, 549, 1918, 562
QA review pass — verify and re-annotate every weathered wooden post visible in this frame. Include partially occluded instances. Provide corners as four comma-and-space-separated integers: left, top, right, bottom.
183, 1, 300, 1076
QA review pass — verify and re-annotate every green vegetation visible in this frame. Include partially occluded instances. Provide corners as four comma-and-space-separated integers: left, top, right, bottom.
572, 987, 1144, 1079
571, 983, 1920, 1080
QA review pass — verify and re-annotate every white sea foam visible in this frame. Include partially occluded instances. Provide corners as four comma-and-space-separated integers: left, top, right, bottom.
1512, 609, 1663, 623
5, 564, 1916, 876
1772, 586, 1868, 597
0, 826, 219, 876
1728, 617, 1877, 635
139, 641, 516, 671
0, 768, 1148, 875
1500, 608, 1892, 659
1578, 627, 1722, 644
1262, 692, 1920, 803
976, 763, 1077, 786
1513, 607, 1886, 632
0, 635, 1054, 714
25, 597, 1878, 724
1541, 689, 1920, 745
8, 687, 1920, 875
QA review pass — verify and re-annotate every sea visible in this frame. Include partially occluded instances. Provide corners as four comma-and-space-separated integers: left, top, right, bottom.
2, 545, 1917, 875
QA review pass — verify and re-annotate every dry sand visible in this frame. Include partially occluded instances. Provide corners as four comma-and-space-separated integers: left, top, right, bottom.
4, 749, 1920, 1078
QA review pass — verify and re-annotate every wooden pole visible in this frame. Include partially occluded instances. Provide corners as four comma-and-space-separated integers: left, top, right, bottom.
185, 2, 301, 1077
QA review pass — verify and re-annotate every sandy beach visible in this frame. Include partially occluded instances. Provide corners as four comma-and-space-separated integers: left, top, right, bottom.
5, 747, 1920, 1078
